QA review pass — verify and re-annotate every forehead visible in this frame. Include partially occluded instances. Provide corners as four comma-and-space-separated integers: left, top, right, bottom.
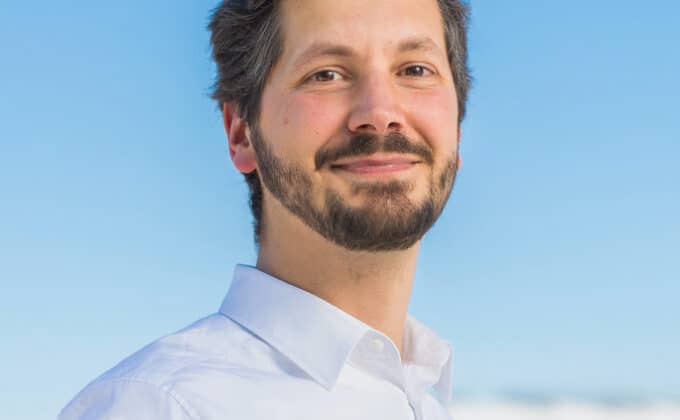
278, 0, 447, 59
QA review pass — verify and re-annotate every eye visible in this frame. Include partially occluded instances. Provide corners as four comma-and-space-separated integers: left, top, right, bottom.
309, 69, 343, 82
400, 65, 434, 77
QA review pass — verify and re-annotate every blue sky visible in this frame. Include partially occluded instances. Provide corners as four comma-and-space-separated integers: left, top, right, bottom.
1, 1, 678, 418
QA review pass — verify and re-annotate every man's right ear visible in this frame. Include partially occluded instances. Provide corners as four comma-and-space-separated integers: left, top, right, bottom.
223, 103, 257, 174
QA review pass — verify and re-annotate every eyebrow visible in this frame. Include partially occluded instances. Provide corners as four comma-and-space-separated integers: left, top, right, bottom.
291, 36, 444, 69
291, 42, 355, 69
396, 36, 443, 55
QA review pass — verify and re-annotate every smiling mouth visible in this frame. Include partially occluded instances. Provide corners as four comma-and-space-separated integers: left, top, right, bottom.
330, 156, 421, 175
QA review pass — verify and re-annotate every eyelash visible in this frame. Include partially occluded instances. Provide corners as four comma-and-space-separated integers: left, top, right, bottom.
398, 65, 435, 77
309, 69, 344, 82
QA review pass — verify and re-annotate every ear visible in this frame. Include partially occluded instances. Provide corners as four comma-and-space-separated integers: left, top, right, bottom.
223, 103, 257, 174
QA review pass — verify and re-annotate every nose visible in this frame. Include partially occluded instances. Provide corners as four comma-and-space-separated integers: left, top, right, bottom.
347, 75, 405, 135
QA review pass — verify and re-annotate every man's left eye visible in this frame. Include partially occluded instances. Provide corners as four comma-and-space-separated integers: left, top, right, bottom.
401, 65, 433, 77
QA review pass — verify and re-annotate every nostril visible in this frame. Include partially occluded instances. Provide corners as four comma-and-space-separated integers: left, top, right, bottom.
356, 123, 377, 131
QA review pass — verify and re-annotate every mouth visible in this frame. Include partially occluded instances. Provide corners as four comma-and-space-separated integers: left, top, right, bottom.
329, 154, 421, 176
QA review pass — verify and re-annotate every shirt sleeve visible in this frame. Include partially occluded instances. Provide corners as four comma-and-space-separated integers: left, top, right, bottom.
58, 378, 194, 420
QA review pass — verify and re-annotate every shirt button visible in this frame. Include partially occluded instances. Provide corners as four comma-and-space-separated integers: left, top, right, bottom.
368, 338, 385, 353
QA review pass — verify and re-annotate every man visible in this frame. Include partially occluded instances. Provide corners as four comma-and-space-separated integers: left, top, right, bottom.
59, 0, 470, 419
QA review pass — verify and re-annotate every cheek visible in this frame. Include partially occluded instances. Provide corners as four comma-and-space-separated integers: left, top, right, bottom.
288, 94, 346, 138
407, 89, 459, 155
261, 91, 347, 160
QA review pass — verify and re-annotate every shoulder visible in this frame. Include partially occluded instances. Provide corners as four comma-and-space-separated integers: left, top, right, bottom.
58, 378, 194, 420
59, 313, 270, 420
93, 314, 254, 385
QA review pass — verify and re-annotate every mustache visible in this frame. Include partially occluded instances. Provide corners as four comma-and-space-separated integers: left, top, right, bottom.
314, 132, 434, 170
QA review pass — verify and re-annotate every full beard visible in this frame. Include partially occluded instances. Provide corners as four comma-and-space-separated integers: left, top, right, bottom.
250, 127, 458, 252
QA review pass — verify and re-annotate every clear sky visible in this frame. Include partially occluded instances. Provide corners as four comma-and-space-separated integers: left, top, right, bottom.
1, 1, 678, 419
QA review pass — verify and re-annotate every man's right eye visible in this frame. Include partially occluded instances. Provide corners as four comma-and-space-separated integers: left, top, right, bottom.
310, 70, 342, 82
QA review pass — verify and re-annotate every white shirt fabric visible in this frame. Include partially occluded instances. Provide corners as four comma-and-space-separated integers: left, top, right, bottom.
60, 265, 454, 420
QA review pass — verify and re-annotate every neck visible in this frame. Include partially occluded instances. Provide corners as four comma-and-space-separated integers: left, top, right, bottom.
256, 200, 420, 357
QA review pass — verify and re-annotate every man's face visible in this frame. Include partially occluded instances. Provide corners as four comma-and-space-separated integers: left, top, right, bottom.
252, 0, 460, 251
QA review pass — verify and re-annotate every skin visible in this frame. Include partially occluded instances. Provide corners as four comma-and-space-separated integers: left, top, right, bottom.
223, 0, 461, 357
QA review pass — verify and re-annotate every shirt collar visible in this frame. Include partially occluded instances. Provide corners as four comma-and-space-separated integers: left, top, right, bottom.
403, 315, 454, 404
219, 265, 453, 404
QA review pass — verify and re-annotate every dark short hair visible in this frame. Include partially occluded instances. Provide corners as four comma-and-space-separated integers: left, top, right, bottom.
209, 0, 471, 242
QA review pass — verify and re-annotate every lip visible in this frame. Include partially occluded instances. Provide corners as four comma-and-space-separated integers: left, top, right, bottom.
330, 155, 421, 175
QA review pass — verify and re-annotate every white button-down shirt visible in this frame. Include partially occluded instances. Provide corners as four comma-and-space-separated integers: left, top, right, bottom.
60, 265, 454, 420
